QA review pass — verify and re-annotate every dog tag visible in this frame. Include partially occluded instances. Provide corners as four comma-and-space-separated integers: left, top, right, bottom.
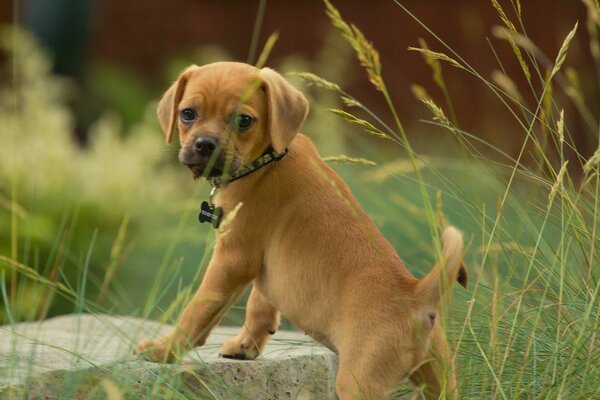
199, 201, 223, 228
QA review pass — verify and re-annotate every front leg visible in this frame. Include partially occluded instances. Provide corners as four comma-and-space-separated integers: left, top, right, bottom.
135, 244, 256, 362
219, 283, 280, 360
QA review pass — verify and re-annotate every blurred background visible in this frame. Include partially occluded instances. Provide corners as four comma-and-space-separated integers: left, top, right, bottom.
0, 0, 596, 322
1, 1, 595, 152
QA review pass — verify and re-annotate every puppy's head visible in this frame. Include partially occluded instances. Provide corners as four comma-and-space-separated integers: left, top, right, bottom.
157, 62, 309, 179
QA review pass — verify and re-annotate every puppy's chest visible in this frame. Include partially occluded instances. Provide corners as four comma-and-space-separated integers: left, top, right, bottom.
214, 192, 272, 232
211, 203, 278, 261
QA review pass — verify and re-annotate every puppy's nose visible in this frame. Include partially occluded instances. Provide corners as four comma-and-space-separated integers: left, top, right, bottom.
193, 137, 217, 156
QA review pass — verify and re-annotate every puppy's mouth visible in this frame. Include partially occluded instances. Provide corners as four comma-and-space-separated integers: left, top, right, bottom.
181, 160, 224, 180
179, 151, 236, 180
185, 163, 221, 180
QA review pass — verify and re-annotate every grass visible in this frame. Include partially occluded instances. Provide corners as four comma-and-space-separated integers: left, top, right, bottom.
1, 0, 600, 399
328, 1, 599, 398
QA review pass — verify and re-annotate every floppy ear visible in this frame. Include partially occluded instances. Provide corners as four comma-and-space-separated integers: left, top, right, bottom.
259, 68, 309, 153
157, 65, 198, 144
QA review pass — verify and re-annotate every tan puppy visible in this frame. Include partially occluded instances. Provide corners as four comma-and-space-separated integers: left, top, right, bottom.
134, 61, 467, 399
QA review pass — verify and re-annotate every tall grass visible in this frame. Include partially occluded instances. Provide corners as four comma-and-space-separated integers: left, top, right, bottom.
299, 1, 600, 398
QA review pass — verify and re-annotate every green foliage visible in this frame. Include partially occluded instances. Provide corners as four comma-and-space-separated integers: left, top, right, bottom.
0, 27, 201, 322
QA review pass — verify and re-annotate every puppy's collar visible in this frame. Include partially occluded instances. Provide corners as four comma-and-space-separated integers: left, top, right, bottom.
208, 147, 288, 188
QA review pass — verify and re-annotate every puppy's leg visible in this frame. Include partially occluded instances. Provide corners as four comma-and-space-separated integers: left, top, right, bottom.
134, 249, 254, 363
336, 357, 392, 400
335, 337, 404, 400
409, 325, 458, 399
219, 284, 279, 360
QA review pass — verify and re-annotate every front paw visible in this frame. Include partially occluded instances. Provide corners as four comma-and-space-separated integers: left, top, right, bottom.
219, 336, 261, 360
134, 338, 178, 363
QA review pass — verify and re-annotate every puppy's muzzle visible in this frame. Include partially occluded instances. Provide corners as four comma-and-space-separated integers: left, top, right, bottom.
179, 136, 225, 178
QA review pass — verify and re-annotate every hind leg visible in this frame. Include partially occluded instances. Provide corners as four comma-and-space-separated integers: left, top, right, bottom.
219, 284, 279, 360
409, 325, 458, 399
335, 359, 390, 400
335, 335, 414, 400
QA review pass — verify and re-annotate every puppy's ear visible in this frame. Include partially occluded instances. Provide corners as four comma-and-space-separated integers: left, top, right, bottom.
259, 68, 309, 153
157, 65, 198, 144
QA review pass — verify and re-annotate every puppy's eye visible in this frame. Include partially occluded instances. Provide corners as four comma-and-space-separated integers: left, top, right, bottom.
179, 108, 196, 123
235, 114, 254, 132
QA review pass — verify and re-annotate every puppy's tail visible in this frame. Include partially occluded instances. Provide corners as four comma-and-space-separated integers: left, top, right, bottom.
416, 226, 467, 305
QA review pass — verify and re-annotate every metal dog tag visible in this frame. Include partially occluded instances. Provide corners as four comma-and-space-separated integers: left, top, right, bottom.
199, 201, 223, 229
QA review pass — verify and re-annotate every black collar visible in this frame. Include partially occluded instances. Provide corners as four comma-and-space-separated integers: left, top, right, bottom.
207, 147, 288, 188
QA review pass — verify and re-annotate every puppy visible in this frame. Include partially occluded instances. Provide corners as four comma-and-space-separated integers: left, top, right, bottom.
134, 61, 467, 399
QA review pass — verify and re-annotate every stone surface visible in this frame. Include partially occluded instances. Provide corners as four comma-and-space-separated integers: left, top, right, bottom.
0, 314, 337, 399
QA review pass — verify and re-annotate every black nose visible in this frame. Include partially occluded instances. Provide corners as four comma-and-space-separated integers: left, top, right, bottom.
193, 137, 217, 156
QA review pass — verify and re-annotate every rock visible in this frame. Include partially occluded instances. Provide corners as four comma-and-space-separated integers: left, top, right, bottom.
0, 314, 337, 399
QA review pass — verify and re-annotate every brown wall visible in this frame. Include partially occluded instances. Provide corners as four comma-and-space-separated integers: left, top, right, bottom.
2, 0, 596, 159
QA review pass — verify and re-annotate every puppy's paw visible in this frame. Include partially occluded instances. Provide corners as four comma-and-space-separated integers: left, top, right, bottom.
219, 336, 261, 360
134, 338, 178, 363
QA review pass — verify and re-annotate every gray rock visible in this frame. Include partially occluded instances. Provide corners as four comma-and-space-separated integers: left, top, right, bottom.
0, 314, 337, 399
